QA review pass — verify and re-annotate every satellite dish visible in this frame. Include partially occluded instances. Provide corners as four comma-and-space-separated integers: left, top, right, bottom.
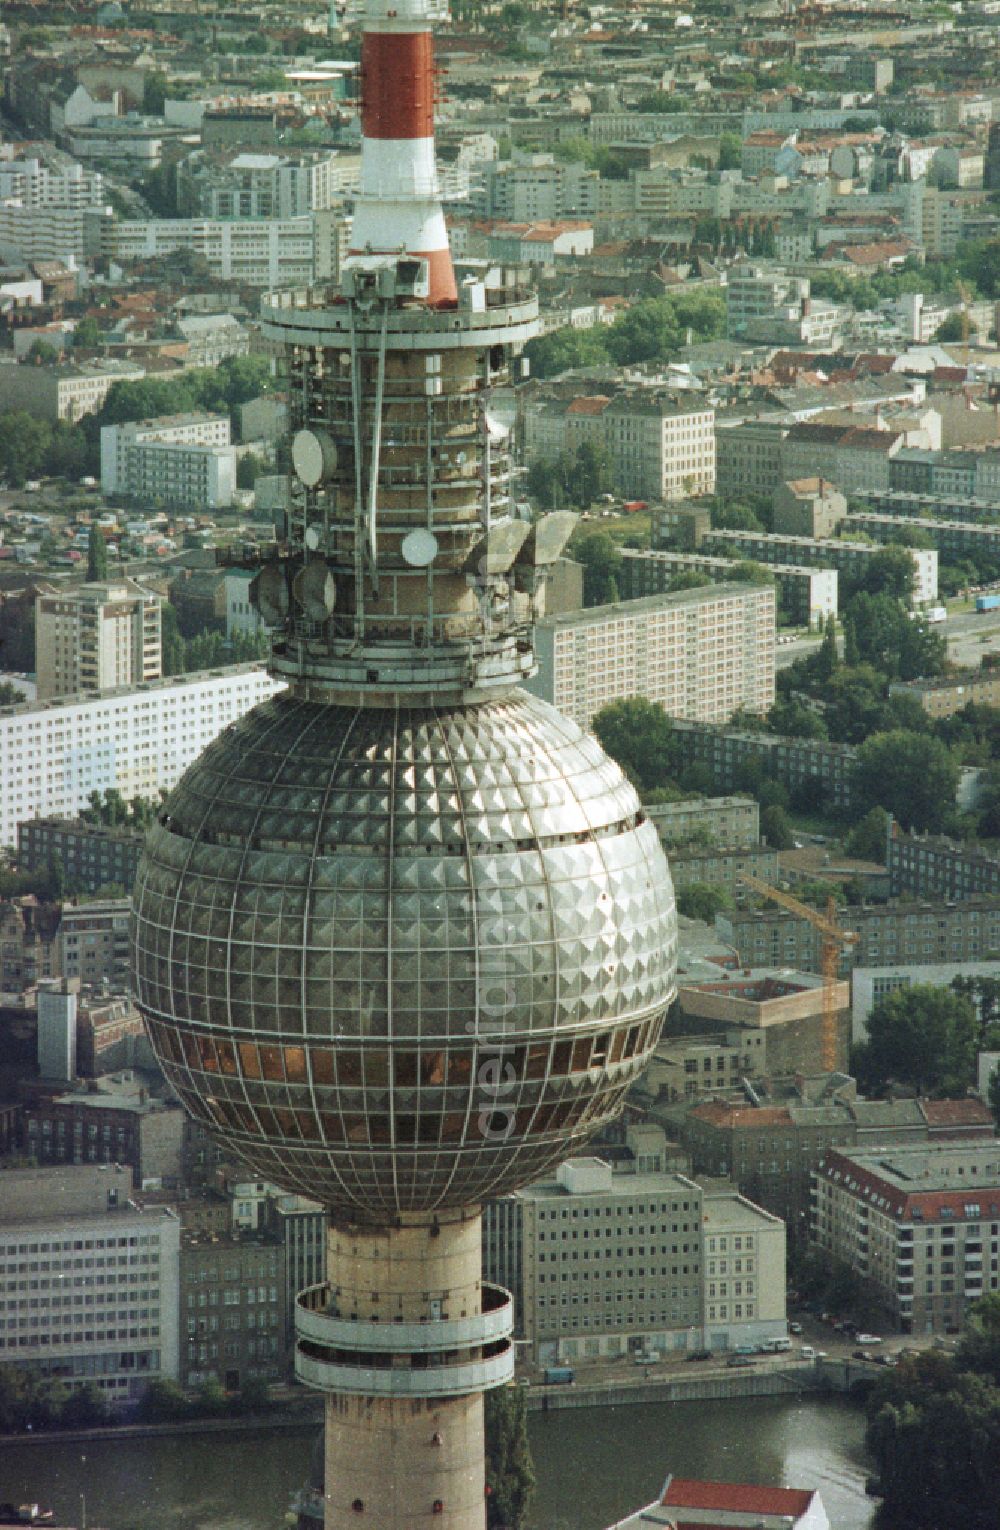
304, 524, 324, 552
401, 529, 439, 568
252, 564, 289, 627
292, 428, 338, 488
293, 562, 337, 622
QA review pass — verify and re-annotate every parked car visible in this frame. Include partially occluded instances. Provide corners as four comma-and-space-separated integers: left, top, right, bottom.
686, 1350, 712, 1363
726, 1355, 756, 1368
788, 1321, 803, 1335
857, 1334, 882, 1345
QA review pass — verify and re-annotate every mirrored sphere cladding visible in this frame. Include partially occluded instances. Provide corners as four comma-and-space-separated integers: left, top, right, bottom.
130, 688, 677, 1221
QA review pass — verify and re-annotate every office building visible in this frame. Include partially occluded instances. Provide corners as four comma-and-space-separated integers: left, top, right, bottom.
620, 547, 837, 628
0, 664, 284, 850
18, 816, 145, 897
526, 585, 776, 730
100, 413, 236, 511
55, 898, 132, 991
813, 1144, 1000, 1333
179, 1230, 287, 1390
483, 1147, 786, 1363
104, 209, 346, 288
176, 149, 344, 220
35, 581, 162, 701
0, 1164, 180, 1399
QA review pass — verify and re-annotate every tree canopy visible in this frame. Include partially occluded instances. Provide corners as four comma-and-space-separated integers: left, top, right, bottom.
591, 697, 677, 792
485, 1385, 534, 1530
852, 983, 977, 1096
853, 730, 960, 831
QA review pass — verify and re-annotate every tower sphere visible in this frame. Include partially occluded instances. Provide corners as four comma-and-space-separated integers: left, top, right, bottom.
131, 688, 677, 1219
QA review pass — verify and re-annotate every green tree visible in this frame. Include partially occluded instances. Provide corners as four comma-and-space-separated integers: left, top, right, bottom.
854, 729, 959, 831
143, 69, 169, 114
161, 604, 185, 676
592, 697, 676, 792
767, 698, 828, 739
852, 984, 977, 1095
0, 681, 24, 706
856, 545, 917, 602
74, 316, 102, 349
814, 614, 840, 683
569, 440, 610, 505
485, 1385, 535, 1530
718, 131, 742, 170
523, 325, 609, 379
760, 803, 794, 849
59, 1381, 110, 1428
138, 1377, 190, 1421
572, 530, 622, 606
845, 806, 889, 862
237, 454, 262, 490
87, 524, 108, 582
676, 882, 733, 922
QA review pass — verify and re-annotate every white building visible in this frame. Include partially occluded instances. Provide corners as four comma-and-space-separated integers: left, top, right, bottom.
853, 960, 1000, 1045
36, 580, 162, 700
604, 394, 716, 502
224, 569, 263, 639
101, 413, 235, 509
0, 154, 105, 208
176, 148, 344, 219
104, 210, 344, 287
0, 664, 284, 849
0, 359, 146, 422
483, 1144, 786, 1363
0, 1165, 181, 1400
527, 585, 776, 730
0, 202, 108, 264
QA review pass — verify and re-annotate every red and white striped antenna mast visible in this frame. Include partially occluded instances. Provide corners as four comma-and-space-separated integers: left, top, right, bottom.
346, 0, 457, 306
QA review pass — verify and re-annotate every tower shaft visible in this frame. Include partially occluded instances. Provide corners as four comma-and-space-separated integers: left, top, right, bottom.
296, 1213, 512, 1530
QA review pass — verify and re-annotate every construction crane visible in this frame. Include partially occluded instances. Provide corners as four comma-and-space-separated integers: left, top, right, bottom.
739, 873, 857, 1073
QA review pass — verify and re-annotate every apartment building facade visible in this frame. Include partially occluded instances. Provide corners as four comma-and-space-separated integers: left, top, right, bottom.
483, 1153, 786, 1362
847, 509, 1000, 568
176, 149, 342, 220
100, 413, 235, 511
0, 1165, 180, 1400
620, 547, 837, 627
604, 394, 716, 502
0, 360, 146, 422
715, 419, 790, 499
645, 794, 759, 847
668, 842, 780, 905
56, 898, 132, 990
887, 668, 1000, 719
813, 1144, 1000, 1333
668, 720, 858, 810
887, 828, 1000, 900
526, 585, 776, 730
0, 664, 284, 849
719, 895, 1000, 976
703, 528, 938, 605
179, 1230, 287, 1390
18, 816, 145, 896
36, 581, 162, 700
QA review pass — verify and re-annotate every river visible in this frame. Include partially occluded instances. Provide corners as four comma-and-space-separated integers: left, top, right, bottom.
0, 1395, 873, 1530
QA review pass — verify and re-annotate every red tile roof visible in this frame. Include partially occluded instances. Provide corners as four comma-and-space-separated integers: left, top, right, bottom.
567, 396, 611, 416
689, 1103, 793, 1129
662, 1477, 815, 1517
920, 1098, 993, 1128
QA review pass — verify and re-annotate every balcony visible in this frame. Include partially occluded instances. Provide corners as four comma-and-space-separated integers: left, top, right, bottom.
294, 1281, 513, 1354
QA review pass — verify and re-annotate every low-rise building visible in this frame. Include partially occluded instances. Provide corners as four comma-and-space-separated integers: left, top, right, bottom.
645, 794, 759, 848
887, 826, 1000, 900
813, 1143, 1000, 1333
614, 1477, 829, 1530
604, 393, 716, 502
703, 528, 937, 606
620, 547, 837, 628
848, 509, 1000, 568
0, 1164, 180, 1400
773, 478, 848, 539
668, 721, 858, 812
483, 1146, 786, 1362
719, 896, 1000, 976
887, 668, 1000, 720
668, 843, 781, 906
18, 816, 145, 897
672, 969, 851, 1079
526, 585, 776, 730
0, 359, 145, 422
21, 1072, 185, 1190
